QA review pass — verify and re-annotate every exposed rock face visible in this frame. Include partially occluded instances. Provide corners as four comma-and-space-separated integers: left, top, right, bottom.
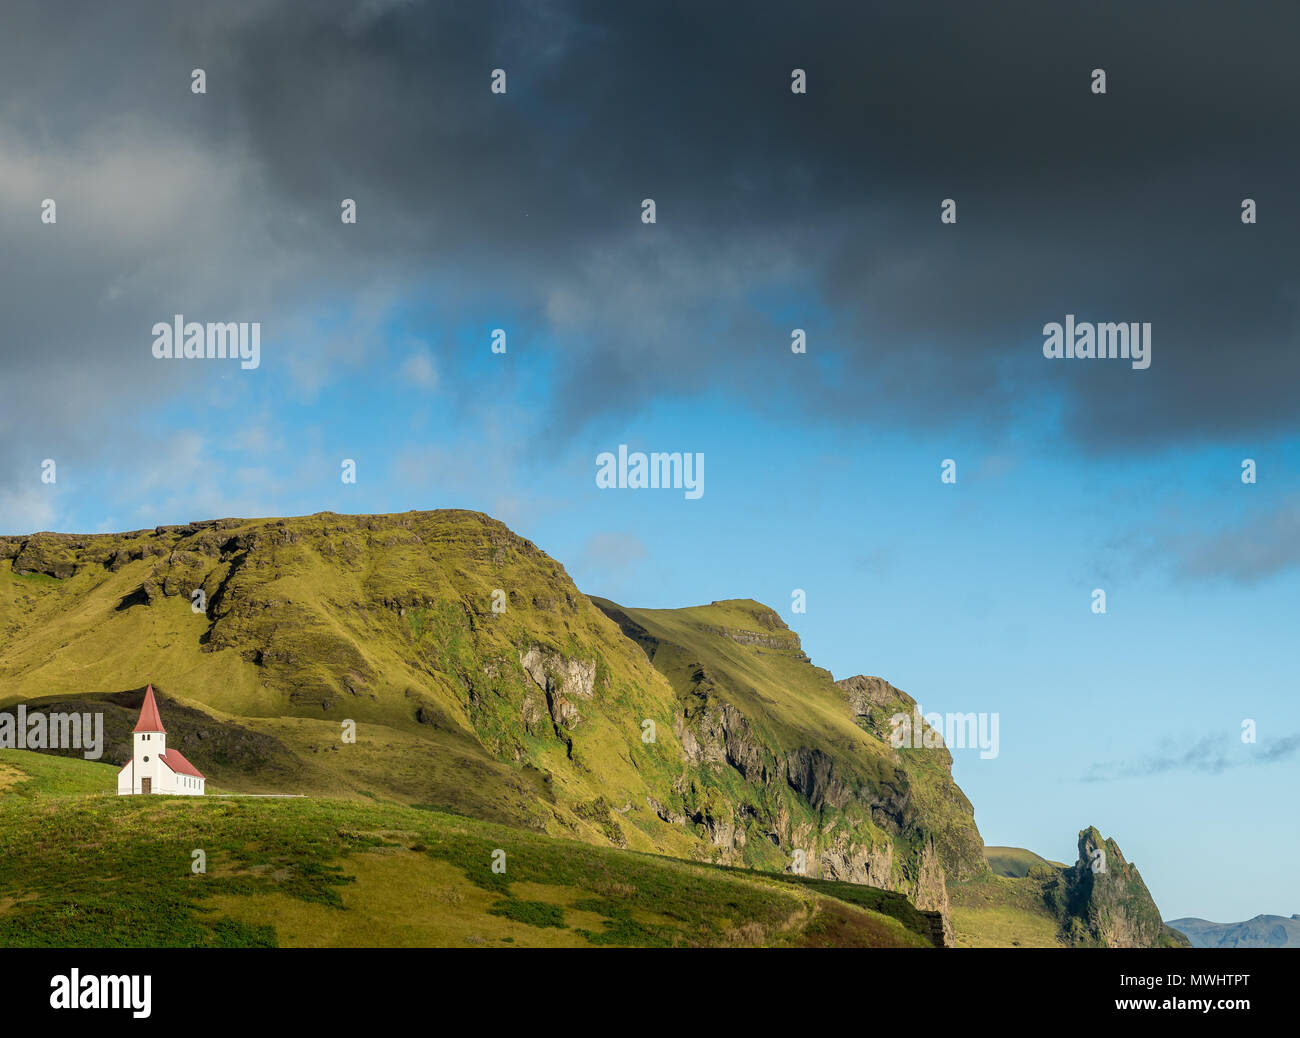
817, 831, 894, 888
519, 645, 595, 730
676, 691, 770, 782
839, 673, 910, 716
914, 838, 955, 946
837, 674, 954, 770
594, 599, 986, 946
10, 534, 83, 579
1045, 827, 1189, 948
835, 674, 984, 884
785, 747, 854, 811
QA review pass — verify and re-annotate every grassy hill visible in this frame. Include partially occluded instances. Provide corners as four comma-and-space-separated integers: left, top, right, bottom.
0, 511, 990, 943
0, 512, 692, 845
985, 845, 1067, 878
0, 749, 938, 948
0, 511, 1185, 949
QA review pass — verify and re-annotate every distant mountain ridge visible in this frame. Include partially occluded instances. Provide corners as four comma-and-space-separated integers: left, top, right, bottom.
1166, 914, 1300, 948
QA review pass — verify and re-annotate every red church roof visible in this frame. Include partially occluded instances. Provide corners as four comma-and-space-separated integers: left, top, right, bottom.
159, 749, 205, 779
133, 684, 166, 733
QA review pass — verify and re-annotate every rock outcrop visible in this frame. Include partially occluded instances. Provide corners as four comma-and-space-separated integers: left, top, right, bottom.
520, 645, 596, 730
1044, 827, 1190, 947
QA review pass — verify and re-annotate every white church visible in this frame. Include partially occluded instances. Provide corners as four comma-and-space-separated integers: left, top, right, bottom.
116, 684, 206, 796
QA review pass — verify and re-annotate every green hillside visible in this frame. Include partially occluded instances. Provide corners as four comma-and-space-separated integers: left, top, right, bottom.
0, 512, 986, 943
0, 511, 1185, 949
0, 513, 707, 855
985, 845, 1067, 878
0, 750, 936, 948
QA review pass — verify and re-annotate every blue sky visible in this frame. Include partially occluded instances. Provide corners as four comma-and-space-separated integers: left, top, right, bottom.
21, 313, 1299, 922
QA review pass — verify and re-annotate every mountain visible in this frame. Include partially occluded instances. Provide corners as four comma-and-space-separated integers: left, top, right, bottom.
3, 511, 684, 832
0, 512, 975, 938
951, 830, 1190, 948
1166, 914, 1300, 948
591, 601, 987, 943
1046, 827, 1190, 947
0, 509, 1181, 948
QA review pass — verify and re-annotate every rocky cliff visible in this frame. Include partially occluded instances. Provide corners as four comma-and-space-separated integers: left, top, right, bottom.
593, 598, 989, 944
1043, 827, 1190, 947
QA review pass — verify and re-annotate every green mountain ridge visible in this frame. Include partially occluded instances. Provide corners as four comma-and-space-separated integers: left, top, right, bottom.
0, 509, 1183, 948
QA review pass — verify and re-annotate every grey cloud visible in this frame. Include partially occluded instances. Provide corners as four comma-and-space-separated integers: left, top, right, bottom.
1165, 497, 1300, 584
216, 0, 1300, 447
4, 0, 1300, 519
1084, 731, 1300, 782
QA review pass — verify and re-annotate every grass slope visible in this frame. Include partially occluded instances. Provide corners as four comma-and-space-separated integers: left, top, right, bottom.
950, 869, 1067, 948
985, 845, 1067, 878
2, 512, 1178, 950
0, 750, 934, 948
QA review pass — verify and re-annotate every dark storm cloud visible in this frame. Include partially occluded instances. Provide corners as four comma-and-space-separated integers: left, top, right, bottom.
214, 0, 1300, 448
3, 0, 1299, 504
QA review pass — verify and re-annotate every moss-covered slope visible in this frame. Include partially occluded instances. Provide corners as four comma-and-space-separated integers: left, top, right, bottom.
592, 598, 987, 941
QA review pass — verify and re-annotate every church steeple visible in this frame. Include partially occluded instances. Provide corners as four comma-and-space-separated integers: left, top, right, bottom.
133, 684, 166, 734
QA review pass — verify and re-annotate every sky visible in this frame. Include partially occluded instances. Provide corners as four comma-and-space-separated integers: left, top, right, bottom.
1, 0, 1297, 921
